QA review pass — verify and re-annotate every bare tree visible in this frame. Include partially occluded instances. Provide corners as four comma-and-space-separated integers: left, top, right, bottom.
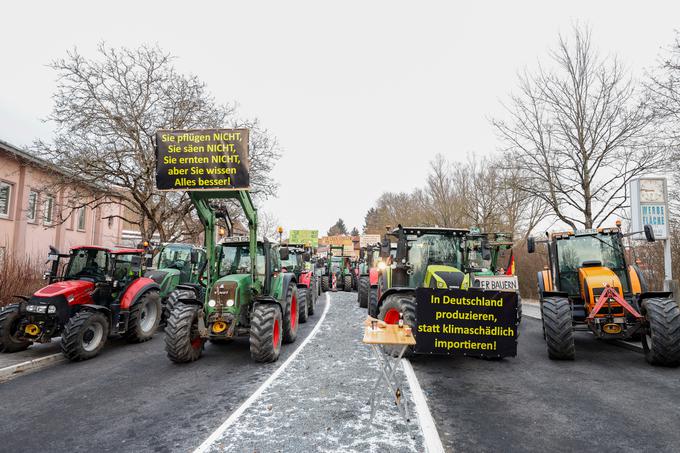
494, 25, 664, 229
37, 43, 281, 242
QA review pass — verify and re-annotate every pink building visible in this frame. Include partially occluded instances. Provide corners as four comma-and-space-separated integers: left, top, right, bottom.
0, 139, 127, 261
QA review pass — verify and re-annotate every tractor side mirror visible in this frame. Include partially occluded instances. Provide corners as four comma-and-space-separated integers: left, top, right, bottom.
527, 237, 536, 254
643, 224, 655, 242
145, 255, 153, 267
303, 252, 311, 262
131, 255, 142, 268
190, 249, 199, 264
481, 238, 492, 261
279, 247, 290, 261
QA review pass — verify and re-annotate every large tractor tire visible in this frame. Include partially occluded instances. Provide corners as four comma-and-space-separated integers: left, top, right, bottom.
321, 276, 329, 292
282, 283, 299, 344
0, 304, 31, 353
358, 276, 369, 308
307, 285, 316, 316
250, 303, 283, 362
641, 298, 680, 367
61, 310, 110, 361
298, 287, 309, 324
125, 290, 161, 343
163, 288, 200, 323
165, 303, 204, 363
368, 287, 378, 317
378, 293, 417, 356
541, 297, 575, 360
343, 275, 352, 292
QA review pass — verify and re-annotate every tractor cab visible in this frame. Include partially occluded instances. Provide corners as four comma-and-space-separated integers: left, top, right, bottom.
393, 226, 469, 290
150, 243, 206, 284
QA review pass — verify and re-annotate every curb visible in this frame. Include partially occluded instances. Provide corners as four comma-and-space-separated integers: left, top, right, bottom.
0, 353, 65, 383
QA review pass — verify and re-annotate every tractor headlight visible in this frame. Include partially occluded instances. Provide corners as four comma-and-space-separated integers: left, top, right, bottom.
226, 299, 235, 307
28, 305, 48, 314
378, 262, 386, 271
208, 299, 216, 307
47, 305, 57, 314
26, 305, 35, 312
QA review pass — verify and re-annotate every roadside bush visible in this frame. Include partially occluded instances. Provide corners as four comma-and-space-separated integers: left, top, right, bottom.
0, 251, 46, 307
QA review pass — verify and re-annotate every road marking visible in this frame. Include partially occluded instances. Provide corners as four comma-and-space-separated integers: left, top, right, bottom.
403, 359, 446, 453
0, 353, 65, 383
193, 293, 332, 453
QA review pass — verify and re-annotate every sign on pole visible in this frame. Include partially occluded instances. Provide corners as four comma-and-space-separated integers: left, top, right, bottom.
289, 230, 319, 247
414, 288, 518, 358
156, 129, 249, 191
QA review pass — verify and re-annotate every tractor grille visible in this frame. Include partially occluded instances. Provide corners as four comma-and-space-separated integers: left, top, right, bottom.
27, 295, 70, 324
434, 271, 465, 289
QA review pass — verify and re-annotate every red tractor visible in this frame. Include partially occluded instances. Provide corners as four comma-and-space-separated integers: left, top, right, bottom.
280, 245, 319, 323
0, 245, 161, 361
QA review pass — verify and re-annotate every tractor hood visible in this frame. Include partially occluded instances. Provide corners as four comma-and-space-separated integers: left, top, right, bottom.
578, 266, 624, 302
207, 274, 252, 315
34, 279, 95, 298
424, 265, 469, 290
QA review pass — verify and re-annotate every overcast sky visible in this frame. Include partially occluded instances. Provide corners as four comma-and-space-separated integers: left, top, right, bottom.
1, 1, 678, 234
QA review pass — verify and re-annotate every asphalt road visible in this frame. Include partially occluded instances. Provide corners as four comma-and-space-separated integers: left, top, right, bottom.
0, 296, 327, 453
411, 316, 680, 453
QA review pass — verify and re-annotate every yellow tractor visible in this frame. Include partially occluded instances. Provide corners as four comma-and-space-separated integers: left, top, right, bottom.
528, 223, 680, 366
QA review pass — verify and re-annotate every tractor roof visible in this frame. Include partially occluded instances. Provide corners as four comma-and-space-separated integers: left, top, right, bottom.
550, 227, 620, 240
71, 245, 110, 251
396, 226, 469, 236
111, 248, 145, 255
70, 246, 145, 254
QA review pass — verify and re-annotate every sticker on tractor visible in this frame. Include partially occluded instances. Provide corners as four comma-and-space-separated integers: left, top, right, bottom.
414, 288, 518, 358
155, 128, 250, 191
474, 275, 519, 292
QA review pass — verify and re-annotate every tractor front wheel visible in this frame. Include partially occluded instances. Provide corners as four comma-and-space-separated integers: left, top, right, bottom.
343, 275, 352, 292
0, 304, 32, 353
250, 303, 282, 362
61, 310, 109, 361
282, 283, 299, 343
298, 287, 309, 324
368, 287, 378, 317
358, 276, 369, 308
642, 298, 680, 367
165, 303, 204, 363
125, 290, 161, 343
541, 297, 575, 360
378, 293, 417, 356
321, 276, 329, 292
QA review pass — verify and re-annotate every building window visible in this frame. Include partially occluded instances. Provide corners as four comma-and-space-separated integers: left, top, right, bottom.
27, 190, 38, 222
43, 195, 54, 225
0, 182, 11, 218
77, 207, 86, 231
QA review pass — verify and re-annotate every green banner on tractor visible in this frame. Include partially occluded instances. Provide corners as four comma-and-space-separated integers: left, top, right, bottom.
289, 230, 319, 247
156, 128, 250, 191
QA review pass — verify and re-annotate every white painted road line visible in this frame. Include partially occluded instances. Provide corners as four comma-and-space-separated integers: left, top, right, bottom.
403, 359, 446, 453
0, 353, 65, 383
193, 293, 332, 453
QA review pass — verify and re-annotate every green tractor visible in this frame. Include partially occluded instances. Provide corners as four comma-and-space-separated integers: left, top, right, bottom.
144, 243, 207, 319
164, 190, 300, 363
463, 230, 521, 323
321, 245, 353, 292
373, 226, 477, 354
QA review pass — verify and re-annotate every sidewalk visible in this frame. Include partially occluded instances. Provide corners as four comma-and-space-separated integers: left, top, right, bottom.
0, 340, 63, 382
199, 292, 425, 453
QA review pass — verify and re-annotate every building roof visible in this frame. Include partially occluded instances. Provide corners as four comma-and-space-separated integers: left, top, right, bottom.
0, 138, 58, 171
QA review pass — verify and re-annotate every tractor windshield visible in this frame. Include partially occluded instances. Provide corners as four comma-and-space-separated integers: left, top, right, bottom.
65, 248, 109, 281
408, 234, 463, 286
465, 237, 491, 271
281, 253, 302, 273
155, 245, 191, 271
112, 253, 141, 287
219, 245, 253, 276
556, 234, 628, 295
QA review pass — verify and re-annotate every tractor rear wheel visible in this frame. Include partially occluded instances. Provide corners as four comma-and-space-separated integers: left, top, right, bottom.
125, 290, 161, 343
378, 293, 417, 357
307, 286, 315, 316
250, 303, 282, 362
641, 298, 680, 367
165, 303, 204, 363
358, 276, 369, 308
0, 304, 32, 353
298, 287, 309, 324
61, 310, 109, 361
321, 276, 329, 292
541, 297, 575, 360
282, 283, 299, 343
343, 275, 352, 292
